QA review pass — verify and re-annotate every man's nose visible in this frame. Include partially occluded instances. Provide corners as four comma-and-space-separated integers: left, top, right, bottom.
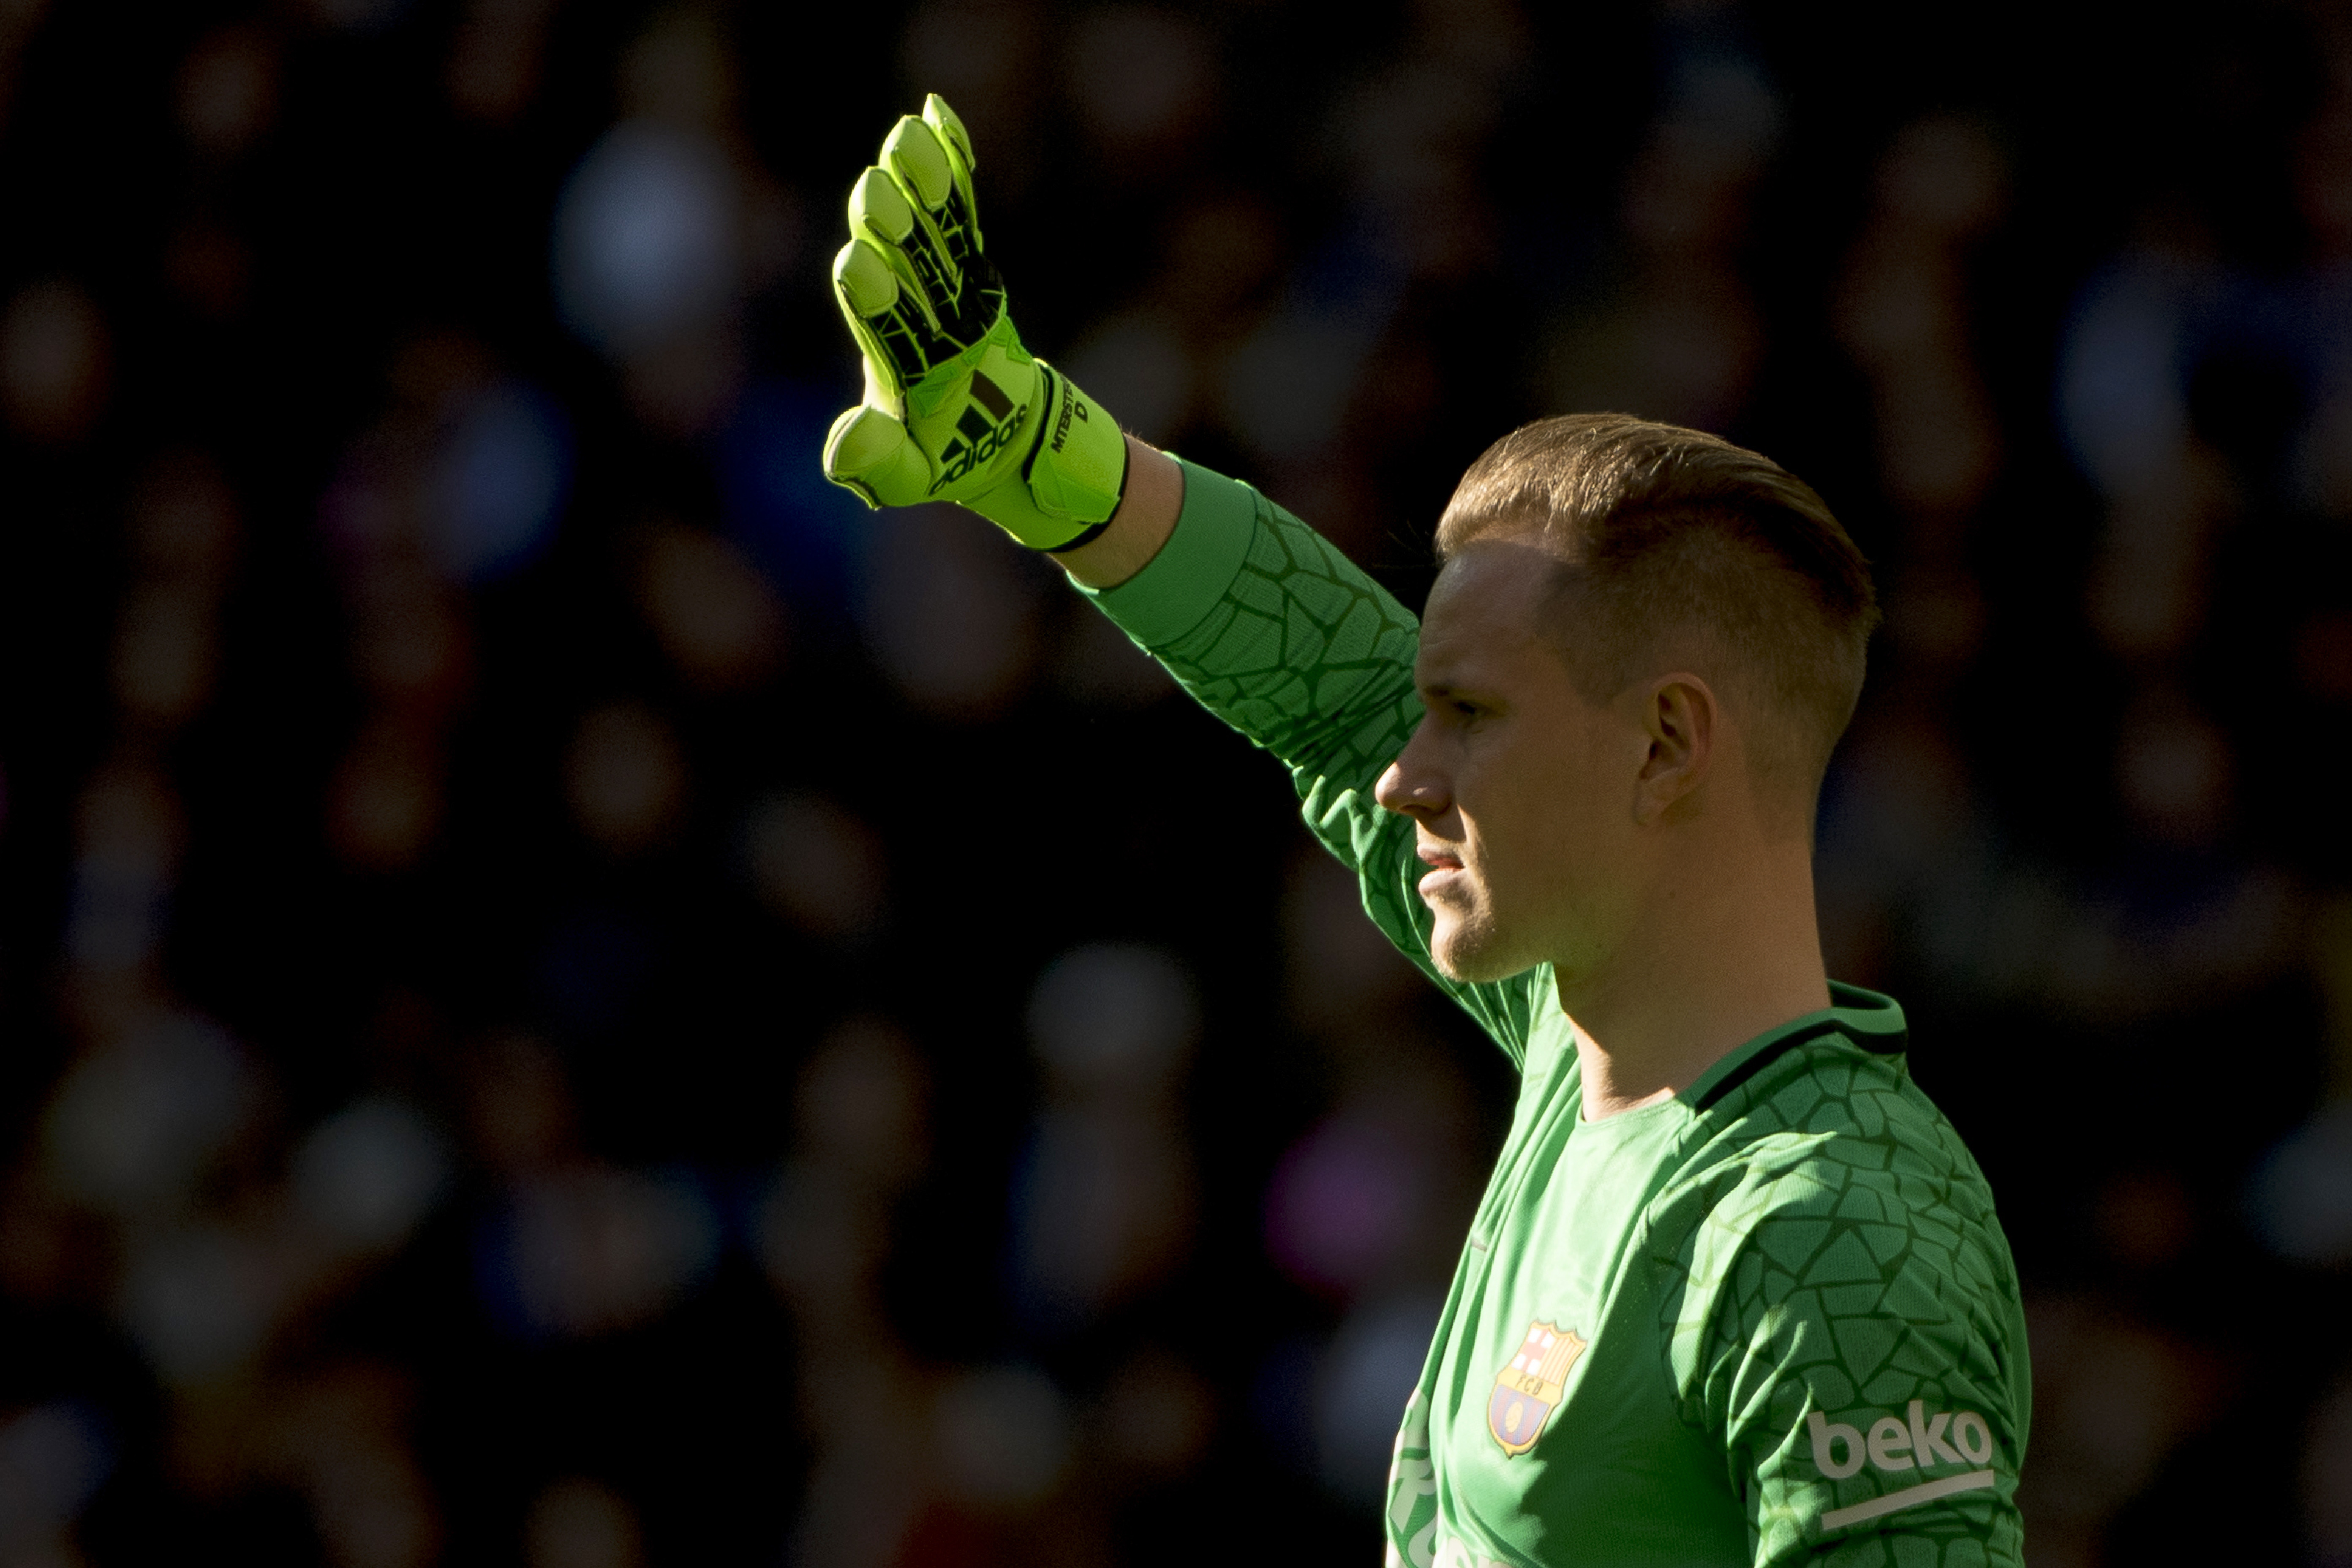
1375, 726, 1448, 818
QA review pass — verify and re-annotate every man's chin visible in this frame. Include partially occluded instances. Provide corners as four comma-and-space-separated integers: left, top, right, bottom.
1427, 915, 1533, 984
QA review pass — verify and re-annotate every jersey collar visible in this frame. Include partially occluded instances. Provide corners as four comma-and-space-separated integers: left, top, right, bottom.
1681, 982, 1908, 1111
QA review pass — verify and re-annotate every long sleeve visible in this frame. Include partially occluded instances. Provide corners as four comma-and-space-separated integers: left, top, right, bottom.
1082, 458, 1540, 1064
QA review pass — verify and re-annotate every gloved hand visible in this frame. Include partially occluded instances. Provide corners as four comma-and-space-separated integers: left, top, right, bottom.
822, 95, 1129, 550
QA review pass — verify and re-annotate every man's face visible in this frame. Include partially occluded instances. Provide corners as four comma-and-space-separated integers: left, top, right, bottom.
1374, 539, 1645, 984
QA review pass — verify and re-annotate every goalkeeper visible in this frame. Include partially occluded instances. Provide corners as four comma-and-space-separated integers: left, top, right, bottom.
823, 99, 2030, 1568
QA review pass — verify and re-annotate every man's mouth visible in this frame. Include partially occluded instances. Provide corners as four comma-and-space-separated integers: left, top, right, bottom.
1416, 843, 1465, 900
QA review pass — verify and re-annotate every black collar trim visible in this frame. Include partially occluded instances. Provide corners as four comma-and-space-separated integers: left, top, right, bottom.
1686, 1013, 1905, 1112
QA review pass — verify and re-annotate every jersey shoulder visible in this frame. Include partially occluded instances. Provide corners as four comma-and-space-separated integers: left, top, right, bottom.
1689, 1032, 1994, 1213
1650, 1037, 2031, 1565
1653, 1034, 2020, 1339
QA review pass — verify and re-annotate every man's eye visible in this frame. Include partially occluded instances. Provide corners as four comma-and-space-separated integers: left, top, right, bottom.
1452, 700, 1482, 719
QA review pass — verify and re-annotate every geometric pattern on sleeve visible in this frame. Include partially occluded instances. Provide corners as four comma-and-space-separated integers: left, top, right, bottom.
1657, 1040, 2031, 1567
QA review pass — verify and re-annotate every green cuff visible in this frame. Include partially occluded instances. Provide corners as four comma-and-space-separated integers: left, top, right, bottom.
1080, 457, 1259, 649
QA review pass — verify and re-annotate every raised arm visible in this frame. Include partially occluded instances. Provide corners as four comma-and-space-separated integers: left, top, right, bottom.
818, 100, 1539, 1061
1078, 447, 1539, 1059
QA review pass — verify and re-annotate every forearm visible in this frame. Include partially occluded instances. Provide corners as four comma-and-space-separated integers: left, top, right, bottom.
1076, 457, 1418, 779
1054, 436, 1184, 589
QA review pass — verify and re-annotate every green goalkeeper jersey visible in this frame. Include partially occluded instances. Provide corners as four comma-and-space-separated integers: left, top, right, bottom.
1081, 460, 2031, 1568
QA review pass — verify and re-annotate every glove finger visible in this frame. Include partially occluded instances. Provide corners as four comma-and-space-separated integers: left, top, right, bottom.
883, 119, 974, 267
923, 95, 975, 174
832, 240, 929, 397
848, 164, 917, 248
823, 403, 933, 509
922, 97, 978, 247
923, 95, 982, 251
832, 235, 901, 316
883, 116, 954, 211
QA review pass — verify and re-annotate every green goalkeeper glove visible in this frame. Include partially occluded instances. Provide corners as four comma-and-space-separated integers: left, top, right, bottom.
821, 95, 1128, 551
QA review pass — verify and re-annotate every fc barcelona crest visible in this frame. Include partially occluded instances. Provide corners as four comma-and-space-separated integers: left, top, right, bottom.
1488, 1320, 1586, 1456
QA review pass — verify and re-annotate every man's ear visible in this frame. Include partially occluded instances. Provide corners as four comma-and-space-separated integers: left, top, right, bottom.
1631, 673, 1715, 825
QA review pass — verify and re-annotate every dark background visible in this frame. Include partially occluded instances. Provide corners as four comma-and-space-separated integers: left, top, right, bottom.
0, 0, 2347, 1564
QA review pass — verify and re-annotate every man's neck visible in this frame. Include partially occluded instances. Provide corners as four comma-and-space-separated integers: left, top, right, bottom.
1557, 842, 1831, 1121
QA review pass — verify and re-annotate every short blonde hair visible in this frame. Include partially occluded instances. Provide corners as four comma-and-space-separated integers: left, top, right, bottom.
1437, 413, 1878, 802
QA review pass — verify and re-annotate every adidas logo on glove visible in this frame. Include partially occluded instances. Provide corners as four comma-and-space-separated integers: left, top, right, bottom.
930, 370, 1024, 492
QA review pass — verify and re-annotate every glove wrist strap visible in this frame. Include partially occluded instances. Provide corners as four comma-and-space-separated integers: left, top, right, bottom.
966, 361, 1129, 550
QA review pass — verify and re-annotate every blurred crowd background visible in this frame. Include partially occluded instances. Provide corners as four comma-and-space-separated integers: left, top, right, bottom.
1, 0, 2349, 1563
